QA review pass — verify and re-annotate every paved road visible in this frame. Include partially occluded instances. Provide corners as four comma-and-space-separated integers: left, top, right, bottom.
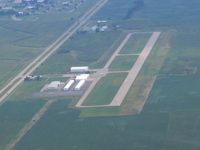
110, 32, 161, 106
76, 33, 133, 107
0, 0, 108, 105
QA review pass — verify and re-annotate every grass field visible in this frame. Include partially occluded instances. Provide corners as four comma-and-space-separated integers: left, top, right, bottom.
79, 31, 172, 117
119, 32, 173, 114
109, 55, 137, 71
6, 76, 71, 102
93, 0, 137, 20
0, 59, 24, 87
119, 33, 151, 54
13, 100, 169, 150
12, 27, 200, 149
34, 31, 125, 74
93, 0, 200, 31
0, 0, 98, 88
3, 0, 200, 149
83, 73, 127, 106
0, 101, 44, 150
0, 44, 43, 87
7, 81, 46, 102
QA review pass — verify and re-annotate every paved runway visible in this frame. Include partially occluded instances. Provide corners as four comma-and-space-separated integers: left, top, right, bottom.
110, 32, 161, 106
76, 33, 133, 107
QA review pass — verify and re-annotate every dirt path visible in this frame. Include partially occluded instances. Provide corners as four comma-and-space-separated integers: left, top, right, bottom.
6, 100, 55, 150
110, 32, 161, 106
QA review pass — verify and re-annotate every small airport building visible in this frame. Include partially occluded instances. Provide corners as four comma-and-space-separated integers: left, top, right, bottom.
63, 79, 75, 91
61, 73, 89, 91
70, 66, 89, 73
40, 65, 90, 93
75, 80, 86, 91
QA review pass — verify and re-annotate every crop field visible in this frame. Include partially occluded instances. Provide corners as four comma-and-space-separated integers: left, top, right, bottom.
12, 30, 200, 150
13, 100, 169, 150
109, 55, 137, 71
34, 31, 125, 74
0, 76, 70, 149
2, 0, 200, 149
93, 0, 137, 20
0, 0, 98, 88
0, 59, 24, 87
0, 0, 98, 48
83, 73, 127, 106
93, 0, 200, 32
0, 36, 43, 88
0, 101, 44, 150
146, 76, 200, 111
119, 33, 151, 54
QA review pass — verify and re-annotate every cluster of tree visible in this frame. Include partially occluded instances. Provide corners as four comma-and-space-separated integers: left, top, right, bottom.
123, 0, 144, 20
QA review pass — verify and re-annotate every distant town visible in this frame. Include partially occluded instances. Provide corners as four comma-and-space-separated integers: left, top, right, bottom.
0, 0, 86, 16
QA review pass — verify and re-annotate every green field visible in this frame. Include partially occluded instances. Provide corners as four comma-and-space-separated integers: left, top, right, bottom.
6, 76, 71, 102
7, 81, 46, 102
0, 0, 98, 88
0, 101, 44, 150
0, 44, 43, 87
109, 55, 137, 71
2, 0, 200, 149
34, 31, 125, 74
79, 32, 172, 117
14, 28, 200, 149
13, 100, 169, 150
93, 0, 200, 32
120, 33, 151, 54
83, 73, 127, 106
93, 0, 137, 20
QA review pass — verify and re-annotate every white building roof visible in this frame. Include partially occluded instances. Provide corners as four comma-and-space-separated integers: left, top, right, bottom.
75, 80, 86, 90
71, 66, 89, 70
97, 20, 107, 23
63, 80, 74, 90
75, 74, 90, 80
